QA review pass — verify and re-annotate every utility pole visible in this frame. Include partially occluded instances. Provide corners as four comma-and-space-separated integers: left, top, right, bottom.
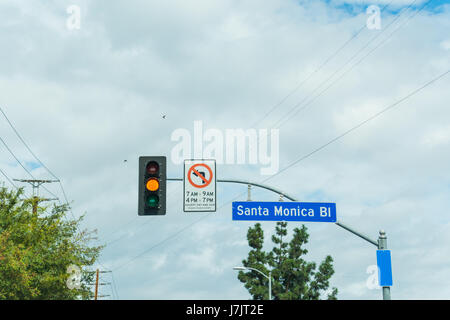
94, 269, 99, 301
88, 270, 112, 300
13, 179, 59, 215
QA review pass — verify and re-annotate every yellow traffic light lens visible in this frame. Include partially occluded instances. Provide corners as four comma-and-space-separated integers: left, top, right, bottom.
146, 178, 160, 192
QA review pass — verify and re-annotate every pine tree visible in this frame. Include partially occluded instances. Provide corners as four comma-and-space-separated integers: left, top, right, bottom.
237, 223, 270, 300
237, 222, 338, 300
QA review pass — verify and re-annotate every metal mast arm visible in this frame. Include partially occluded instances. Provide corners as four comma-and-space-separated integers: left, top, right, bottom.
169, 177, 378, 247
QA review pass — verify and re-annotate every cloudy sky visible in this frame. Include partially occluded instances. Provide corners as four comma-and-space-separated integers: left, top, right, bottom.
0, 0, 449, 300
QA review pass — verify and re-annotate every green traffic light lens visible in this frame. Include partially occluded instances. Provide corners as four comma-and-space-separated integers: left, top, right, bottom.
147, 195, 159, 208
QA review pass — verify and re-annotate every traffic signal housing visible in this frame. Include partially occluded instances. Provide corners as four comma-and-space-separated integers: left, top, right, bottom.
139, 156, 166, 215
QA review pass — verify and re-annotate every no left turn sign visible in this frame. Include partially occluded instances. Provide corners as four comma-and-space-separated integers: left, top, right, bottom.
187, 163, 213, 188
184, 160, 216, 212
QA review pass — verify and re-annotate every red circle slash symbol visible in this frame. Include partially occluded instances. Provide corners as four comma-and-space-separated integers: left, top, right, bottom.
187, 164, 213, 188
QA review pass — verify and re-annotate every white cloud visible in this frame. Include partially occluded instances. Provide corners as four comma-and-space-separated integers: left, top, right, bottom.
420, 125, 450, 147
440, 40, 450, 50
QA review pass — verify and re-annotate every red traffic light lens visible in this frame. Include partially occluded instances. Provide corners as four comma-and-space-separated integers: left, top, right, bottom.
146, 161, 159, 175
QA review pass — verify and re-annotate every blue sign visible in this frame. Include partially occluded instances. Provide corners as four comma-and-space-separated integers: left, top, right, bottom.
377, 250, 393, 287
232, 201, 336, 222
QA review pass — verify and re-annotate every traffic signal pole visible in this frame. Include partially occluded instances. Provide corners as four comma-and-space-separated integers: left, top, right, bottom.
378, 230, 391, 300
167, 177, 391, 300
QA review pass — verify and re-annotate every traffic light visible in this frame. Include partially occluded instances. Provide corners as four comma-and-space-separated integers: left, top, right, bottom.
139, 156, 166, 215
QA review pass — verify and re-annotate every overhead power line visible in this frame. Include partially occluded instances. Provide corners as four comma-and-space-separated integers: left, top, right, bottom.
0, 107, 60, 180
0, 167, 18, 189
0, 134, 58, 200
251, 0, 396, 128
269, 68, 450, 180
0, 106, 74, 216
0, 135, 35, 179
110, 271, 120, 300
95, 259, 120, 300
110, 61, 447, 275
50, 0, 440, 281
251, 25, 366, 128
112, 207, 215, 272
271, 0, 427, 129
107, 2, 436, 272
102, 183, 182, 246
111, 68, 449, 272
0, 126, 59, 201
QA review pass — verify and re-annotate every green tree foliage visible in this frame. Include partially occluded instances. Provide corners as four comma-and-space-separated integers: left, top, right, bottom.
0, 186, 103, 300
237, 222, 338, 300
